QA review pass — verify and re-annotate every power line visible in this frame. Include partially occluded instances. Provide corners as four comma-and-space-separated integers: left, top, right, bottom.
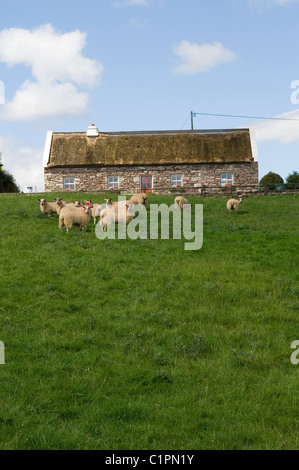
180, 113, 191, 130
192, 112, 299, 122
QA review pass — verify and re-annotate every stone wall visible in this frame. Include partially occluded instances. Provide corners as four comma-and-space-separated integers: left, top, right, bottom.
44, 162, 258, 193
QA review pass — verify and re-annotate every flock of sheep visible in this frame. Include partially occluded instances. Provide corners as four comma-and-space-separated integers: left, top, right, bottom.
38, 194, 243, 233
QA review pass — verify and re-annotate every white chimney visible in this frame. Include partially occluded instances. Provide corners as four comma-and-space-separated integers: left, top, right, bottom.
86, 123, 99, 137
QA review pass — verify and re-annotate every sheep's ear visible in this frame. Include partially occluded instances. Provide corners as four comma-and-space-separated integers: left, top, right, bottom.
38, 199, 41, 201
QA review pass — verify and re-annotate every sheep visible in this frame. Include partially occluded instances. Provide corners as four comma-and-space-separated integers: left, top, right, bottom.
89, 203, 103, 225
98, 199, 135, 231
38, 198, 58, 217
174, 196, 190, 209
66, 201, 83, 208
59, 205, 92, 233
129, 192, 148, 206
226, 198, 243, 212
54, 198, 82, 215
54, 198, 67, 215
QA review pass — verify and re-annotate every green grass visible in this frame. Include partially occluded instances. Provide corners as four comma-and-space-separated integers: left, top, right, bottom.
0, 193, 299, 450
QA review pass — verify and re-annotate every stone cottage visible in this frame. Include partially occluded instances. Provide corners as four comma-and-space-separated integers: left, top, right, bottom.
43, 125, 258, 193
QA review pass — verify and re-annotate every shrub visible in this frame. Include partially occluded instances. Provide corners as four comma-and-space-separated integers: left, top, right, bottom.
0, 169, 19, 193
0, 153, 19, 193
259, 172, 284, 190
286, 171, 299, 189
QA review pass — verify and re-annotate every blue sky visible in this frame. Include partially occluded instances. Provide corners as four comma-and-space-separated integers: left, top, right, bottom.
0, 0, 298, 191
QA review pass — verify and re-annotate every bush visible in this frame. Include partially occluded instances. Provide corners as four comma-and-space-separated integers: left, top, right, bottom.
259, 172, 284, 190
286, 171, 299, 189
0, 156, 19, 193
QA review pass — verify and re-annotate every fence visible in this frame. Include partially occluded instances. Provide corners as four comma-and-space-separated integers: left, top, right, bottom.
0, 183, 299, 197
147, 183, 299, 198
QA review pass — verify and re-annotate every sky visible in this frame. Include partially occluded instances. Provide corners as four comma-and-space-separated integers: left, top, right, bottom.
0, 0, 298, 191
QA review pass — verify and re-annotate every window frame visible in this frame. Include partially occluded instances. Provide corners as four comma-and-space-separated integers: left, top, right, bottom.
171, 174, 183, 188
220, 172, 234, 187
107, 175, 119, 189
140, 175, 153, 191
63, 177, 75, 191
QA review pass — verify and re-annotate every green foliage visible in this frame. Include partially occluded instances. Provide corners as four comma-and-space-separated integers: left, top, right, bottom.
259, 172, 284, 190
286, 171, 299, 189
0, 154, 19, 193
0, 193, 299, 450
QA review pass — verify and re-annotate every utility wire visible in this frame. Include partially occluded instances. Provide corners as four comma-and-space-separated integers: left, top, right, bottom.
180, 113, 191, 130
192, 112, 299, 122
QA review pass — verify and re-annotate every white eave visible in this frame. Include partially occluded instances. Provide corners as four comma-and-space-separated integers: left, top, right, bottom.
43, 131, 53, 167
249, 127, 258, 162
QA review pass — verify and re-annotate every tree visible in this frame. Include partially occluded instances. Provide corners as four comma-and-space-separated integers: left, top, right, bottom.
259, 171, 284, 190
286, 171, 299, 189
0, 153, 19, 193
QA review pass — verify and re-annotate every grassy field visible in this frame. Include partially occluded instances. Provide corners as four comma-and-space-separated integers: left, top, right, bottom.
0, 193, 298, 450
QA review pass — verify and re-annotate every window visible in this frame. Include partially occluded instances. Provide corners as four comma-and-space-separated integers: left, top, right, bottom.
108, 176, 119, 189
141, 175, 152, 191
171, 174, 182, 187
221, 172, 234, 187
64, 177, 75, 191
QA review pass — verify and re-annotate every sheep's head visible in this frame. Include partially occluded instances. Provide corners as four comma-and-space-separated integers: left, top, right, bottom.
125, 203, 136, 216
73, 201, 82, 207
39, 199, 46, 205
54, 198, 63, 206
83, 206, 90, 215
104, 199, 113, 206
84, 200, 93, 208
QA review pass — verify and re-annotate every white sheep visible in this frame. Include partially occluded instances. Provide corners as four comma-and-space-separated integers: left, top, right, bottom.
99, 199, 135, 231
38, 198, 58, 217
66, 201, 83, 208
129, 192, 148, 206
227, 198, 243, 212
174, 196, 190, 209
59, 205, 92, 233
89, 203, 103, 225
55, 198, 83, 214
54, 198, 67, 215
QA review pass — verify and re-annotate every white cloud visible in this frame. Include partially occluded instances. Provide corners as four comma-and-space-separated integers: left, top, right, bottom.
0, 24, 103, 121
248, 0, 299, 6
3, 81, 89, 121
112, 0, 149, 6
253, 109, 299, 143
173, 40, 237, 75
0, 136, 44, 191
